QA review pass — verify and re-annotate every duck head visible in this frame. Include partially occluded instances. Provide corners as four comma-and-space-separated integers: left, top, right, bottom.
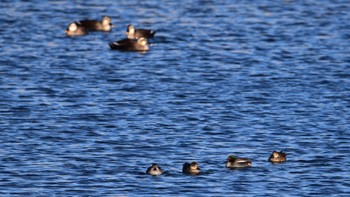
137, 37, 148, 46
146, 163, 163, 175
102, 16, 114, 31
227, 155, 238, 162
269, 150, 287, 163
67, 22, 77, 32
190, 162, 200, 171
151, 163, 160, 170
127, 24, 136, 34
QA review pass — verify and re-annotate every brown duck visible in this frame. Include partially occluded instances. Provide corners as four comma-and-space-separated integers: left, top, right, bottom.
146, 163, 163, 176
79, 16, 114, 32
109, 37, 149, 51
226, 155, 252, 168
182, 162, 200, 174
125, 25, 155, 39
268, 151, 287, 163
65, 22, 88, 36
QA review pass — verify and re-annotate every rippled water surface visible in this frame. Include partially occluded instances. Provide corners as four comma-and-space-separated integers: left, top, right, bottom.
1, 0, 350, 196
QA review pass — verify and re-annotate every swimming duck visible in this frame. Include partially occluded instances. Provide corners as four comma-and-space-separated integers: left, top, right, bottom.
125, 25, 155, 39
146, 163, 163, 176
65, 22, 88, 36
268, 151, 287, 163
79, 16, 114, 32
226, 155, 252, 168
182, 162, 200, 174
109, 37, 149, 51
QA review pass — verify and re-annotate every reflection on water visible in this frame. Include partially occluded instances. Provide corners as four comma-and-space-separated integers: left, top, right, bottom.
0, 0, 350, 196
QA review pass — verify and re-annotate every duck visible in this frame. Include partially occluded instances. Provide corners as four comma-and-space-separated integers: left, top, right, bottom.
109, 37, 149, 51
182, 162, 200, 174
268, 151, 287, 163
65, 22, 88, 36
226, 155, 252, 168
125, 25, 155, 39
78, 16, 114, 32
146, 163, 163, 176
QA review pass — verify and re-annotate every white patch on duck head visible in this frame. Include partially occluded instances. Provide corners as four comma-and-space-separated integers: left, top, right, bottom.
273, 151, 280, 158
102, 16, 111, 23
190, 162, 199, 170
151, 164, 160, 171
68, 23, 77, 31
138, 37, 148, 46
102, 16, 112, 30
127, 25, 135, 34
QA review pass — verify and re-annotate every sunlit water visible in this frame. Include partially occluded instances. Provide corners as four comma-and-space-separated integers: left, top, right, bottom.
1, 0, 350, 196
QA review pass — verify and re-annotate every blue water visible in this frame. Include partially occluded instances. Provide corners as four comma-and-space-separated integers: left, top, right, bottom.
1, 0, 350, 196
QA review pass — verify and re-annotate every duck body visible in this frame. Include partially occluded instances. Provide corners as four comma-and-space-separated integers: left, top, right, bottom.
126, 25, 155, 39
226, 155, 252, 168
146, 163, 163, 176
79, 16, 114, 31
268, 151, 287, 163
182, 162, 200, 174
65, 22, 88, 36
109, 37, 149, 51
